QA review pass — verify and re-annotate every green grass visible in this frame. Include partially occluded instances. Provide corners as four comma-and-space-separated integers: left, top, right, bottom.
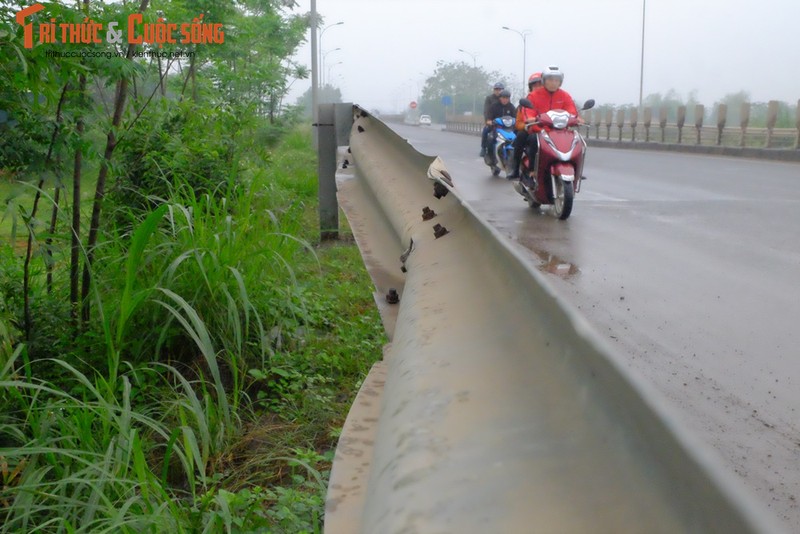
0, 161, 101, 244
0, 126, 386, 533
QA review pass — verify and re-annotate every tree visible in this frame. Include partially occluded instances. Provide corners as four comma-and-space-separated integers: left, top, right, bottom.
419, 61, 508, 122
297, 84, 343, 117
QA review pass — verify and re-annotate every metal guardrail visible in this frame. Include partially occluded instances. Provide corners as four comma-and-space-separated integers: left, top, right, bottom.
321, 104, 786, 533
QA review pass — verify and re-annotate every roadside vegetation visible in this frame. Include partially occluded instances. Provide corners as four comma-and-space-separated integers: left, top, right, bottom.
1, 1, 383, 532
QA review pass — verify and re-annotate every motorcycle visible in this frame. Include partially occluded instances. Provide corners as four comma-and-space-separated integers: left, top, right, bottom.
484, 115, 517, 177
513, 98, 595, 220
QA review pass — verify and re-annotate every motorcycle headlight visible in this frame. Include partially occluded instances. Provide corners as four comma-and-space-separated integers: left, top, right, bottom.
501, 116, 514, 128
547, 110, 570, 129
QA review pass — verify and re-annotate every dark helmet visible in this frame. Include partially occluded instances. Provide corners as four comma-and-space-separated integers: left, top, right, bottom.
493, 82, 505, 90
499, 90, 511, 98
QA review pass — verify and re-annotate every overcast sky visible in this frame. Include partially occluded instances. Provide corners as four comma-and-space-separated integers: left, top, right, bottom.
286, 0, 800, 113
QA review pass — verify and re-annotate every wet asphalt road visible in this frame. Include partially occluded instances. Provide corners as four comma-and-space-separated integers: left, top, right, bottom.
385, 122, 800, 530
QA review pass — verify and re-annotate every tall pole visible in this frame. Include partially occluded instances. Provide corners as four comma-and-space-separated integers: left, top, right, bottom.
458, 48, 478, 115
322, 47, 341, 87
327, 61, 342, 86
639, 0, 646, 113
311, 0, 318, 144
319, 22, 344, 86
502, 26, 532, 94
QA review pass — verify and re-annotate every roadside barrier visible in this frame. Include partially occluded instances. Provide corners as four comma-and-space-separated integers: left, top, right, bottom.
323, 104, 784, 533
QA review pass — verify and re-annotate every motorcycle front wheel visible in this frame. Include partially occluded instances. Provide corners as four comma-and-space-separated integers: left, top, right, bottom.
553, 179, 574, 220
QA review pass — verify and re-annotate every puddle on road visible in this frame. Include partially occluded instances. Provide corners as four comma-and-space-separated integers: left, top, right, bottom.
516, 237, 580, 279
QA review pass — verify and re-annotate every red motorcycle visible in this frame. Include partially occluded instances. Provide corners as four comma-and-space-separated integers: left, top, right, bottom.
513, 98, 595, 220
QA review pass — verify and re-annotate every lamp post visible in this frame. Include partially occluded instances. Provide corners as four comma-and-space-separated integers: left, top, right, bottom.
639, 0, 646, 114
322, 47, 341, 86
327, 61, 342, 87
458, 48, 477, 68
458, 48, 478, 116
319, 21, 344, 83
310, 0, 318, 144
502, 26, 531, 94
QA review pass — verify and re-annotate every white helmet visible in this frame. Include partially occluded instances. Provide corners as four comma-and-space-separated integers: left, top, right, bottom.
542, 65, 564, 82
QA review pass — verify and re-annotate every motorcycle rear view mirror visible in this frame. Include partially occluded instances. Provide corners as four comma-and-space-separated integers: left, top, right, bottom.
518, 98, 534, 109
581, 99, 596, 110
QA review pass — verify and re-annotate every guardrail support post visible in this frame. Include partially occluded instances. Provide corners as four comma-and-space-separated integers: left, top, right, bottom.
659, 106, 667, 143
318, 103, 338, 241
630, 108, 638, 142
644, 107, 652, 142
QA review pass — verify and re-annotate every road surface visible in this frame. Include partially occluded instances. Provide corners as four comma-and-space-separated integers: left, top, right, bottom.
386, 122, 800, 530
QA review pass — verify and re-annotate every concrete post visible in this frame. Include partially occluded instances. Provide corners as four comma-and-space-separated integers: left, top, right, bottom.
616, 109, 625, 142
694, 105, 704, 145
795, 99, 800, 149
716, 104, 727, 145
630, 108, 638, 142
594, 109, 602, 139
659, 106, 667, 143
739, 102, 750, 148
765, 100, 778, 148
318, 103, 338, 241
644, 107, 652, 142
605, 109, 613, 140
676, 106, 686, 144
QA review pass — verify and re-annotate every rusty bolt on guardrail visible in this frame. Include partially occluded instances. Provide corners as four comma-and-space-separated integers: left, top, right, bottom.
433, 182, 449, 199
385, 288, 400, 304
422, 207, 437, 220
433, 224, 449, 239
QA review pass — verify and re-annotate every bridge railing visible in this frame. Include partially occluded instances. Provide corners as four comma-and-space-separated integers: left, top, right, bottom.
445, 100, 800, 157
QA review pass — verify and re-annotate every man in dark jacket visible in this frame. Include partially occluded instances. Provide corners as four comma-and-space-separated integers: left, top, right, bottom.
480, 82, 505, 157
485, 90, 516, 164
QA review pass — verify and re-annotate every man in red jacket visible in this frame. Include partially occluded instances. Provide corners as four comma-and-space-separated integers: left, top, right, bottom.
515, 66, 581, 181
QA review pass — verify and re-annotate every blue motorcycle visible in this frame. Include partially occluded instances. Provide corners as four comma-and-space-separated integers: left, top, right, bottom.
483, 115, 517, 177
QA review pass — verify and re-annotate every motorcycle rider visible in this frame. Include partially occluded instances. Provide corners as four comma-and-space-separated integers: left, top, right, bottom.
516, 66, 581, 182
508, 72, 543, 179
480, 82, 505, 157
485, 89, 516, 164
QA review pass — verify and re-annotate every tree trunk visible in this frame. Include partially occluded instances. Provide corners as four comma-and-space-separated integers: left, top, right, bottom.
23, 82, 69, 342
70, 73, 86, 324
81, 0, 150, 322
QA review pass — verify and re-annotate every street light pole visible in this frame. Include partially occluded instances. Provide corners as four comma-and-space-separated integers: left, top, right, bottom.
310, 0, 318, 144
458, 48, 478, 115
322, 47, 341, 86
319, 21, 344, 84
502, 26, 531, 94
327, 61, 342, 87
639, 0, 646, 113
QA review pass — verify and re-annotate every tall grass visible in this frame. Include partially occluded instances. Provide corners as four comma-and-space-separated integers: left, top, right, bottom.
0, 127, 328, 532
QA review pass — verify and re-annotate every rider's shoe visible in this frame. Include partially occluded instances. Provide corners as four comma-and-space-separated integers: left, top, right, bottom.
507, 171, 520, 180
479, 147, 486, 157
